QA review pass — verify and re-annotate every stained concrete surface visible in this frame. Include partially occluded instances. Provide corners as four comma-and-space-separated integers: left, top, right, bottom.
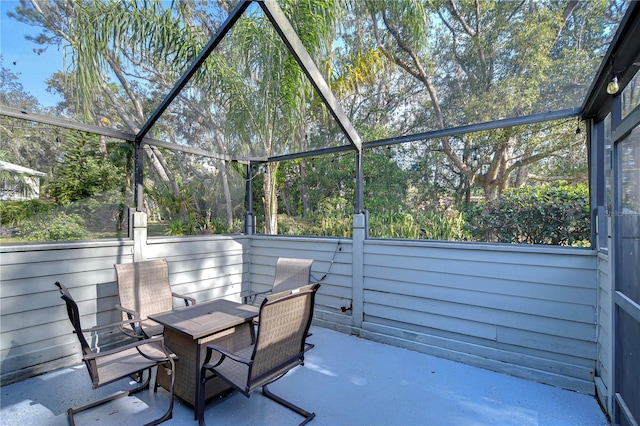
0, 326, 608, 426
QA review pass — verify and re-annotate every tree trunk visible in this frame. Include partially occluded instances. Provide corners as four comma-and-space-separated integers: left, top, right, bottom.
300, 161, 309, 214
263, 162, 279, 234
212, 133, 233, 229
220, 160, 233, 230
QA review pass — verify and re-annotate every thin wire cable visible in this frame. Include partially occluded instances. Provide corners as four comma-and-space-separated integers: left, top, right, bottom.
310, 237, 341, 283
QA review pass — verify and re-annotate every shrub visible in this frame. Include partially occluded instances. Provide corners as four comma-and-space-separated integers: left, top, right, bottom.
64, 190, 128, 232
0, 199, 55, 226
18, 211, 87, 241
368, 210, 468, 240
464, 183, 590, 245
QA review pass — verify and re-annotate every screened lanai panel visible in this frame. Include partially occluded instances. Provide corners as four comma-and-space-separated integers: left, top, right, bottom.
143, 150, 247, 236
259, 154, 356, 236
1, 0, 630, 157
363, 116, 589, 245
0, 116, 133, 242
1, 1, 235, 130
333, 1, 629, 141
147, 1, 351, 160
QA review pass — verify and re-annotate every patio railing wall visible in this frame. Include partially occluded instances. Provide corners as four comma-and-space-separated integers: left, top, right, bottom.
248, 234, 599, 395
595, 251, 613, 414
1, 232, 600, 399
0, 236, 249, 385
1, 240, 137, 385
358, 239, 598, 396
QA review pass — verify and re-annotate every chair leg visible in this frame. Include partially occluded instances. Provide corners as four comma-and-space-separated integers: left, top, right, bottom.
145, 358, 175, 426
197, 367, 209, 426
68, 391, 131, 426
262, 384, 315, 426
67, 364, 174, 426
67, 374, 150, 425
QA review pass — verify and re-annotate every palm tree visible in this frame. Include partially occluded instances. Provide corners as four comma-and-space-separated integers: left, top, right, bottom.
12, 0, 344, 233
225, 0, 345, 233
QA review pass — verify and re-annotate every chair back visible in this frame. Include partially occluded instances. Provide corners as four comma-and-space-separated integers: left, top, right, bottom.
272, 258, 313, 294
115, 259, 174, 322
54, 282, 98, 384
250, 283, 319, 382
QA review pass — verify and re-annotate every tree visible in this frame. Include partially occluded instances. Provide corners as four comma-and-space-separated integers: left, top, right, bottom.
341, 0, 623, 201
9, 1, 187, 216
45, 131, 120, 204
223, 0, 345, 233
9, 1, 346, 234
0, 59, 62, 186
0, 57, 39, 111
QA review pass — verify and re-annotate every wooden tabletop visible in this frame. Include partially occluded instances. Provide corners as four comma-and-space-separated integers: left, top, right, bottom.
148, 299, 259, 340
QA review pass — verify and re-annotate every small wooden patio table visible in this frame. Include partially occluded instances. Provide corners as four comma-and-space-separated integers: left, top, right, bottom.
149, 299, 259, 415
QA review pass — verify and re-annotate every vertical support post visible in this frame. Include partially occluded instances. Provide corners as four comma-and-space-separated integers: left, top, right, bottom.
591, 120, 606, 249
132, 140, 146, 260
352, 149, 366, 329
351, 212, 366, 330
131, 210, 148, 262
609, 90, 622, 426
244, 163, 255, 234
134, 140, 144, 212
355, 151, 364, 213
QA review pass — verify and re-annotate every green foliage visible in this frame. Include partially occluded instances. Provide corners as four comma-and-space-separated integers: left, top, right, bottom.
18, 211, 87, 241
166, 219, 188, 236
271, 149, 408, 223
363, 148, 410, 214
464, 183, 590, 245
64, 190, 128, 232
1, 190, 128, 242
45, 132, 121, 204
0, 199, 55, 226
276, 208, 468, 240
369, 210, 468, 241
278, 212, 352, 237
276, 183, 589, 246
5, 1, 605, 246
162, 213, 243, 236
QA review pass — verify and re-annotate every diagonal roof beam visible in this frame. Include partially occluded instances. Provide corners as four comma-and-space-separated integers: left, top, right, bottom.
259, 0, 362, 152
135, 1, 252, 143
0, 105, 233, 162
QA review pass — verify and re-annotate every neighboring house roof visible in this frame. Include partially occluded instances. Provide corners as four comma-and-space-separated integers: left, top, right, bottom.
0, 160, 46, 177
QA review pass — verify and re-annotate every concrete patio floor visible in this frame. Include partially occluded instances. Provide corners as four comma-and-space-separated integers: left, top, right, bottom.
0, 326, 608, 426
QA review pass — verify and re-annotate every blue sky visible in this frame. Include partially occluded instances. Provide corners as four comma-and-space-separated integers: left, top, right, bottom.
1, 0, 63, 107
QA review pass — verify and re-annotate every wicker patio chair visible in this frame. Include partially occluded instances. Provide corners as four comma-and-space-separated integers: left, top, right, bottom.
115, 258, 196, 338
197, 283, 320, 426
54, 281, 176, 426
243, 257, 314, 305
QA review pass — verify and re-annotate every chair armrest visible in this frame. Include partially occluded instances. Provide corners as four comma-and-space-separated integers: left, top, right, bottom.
202, 343, 252, 369
115, 304, 140, 320
83, 335, 173, 362
81, 317, 149, 334
172, 292, 196, 306
114, 304, 144, 338
242, 289, 271, 305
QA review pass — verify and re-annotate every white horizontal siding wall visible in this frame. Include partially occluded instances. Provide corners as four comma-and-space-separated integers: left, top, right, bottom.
0, 236, 248, 385
0, 241, 135, 384
359, 239, 598, 395
145, 235, 249, 302
595, 251, 613, 412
